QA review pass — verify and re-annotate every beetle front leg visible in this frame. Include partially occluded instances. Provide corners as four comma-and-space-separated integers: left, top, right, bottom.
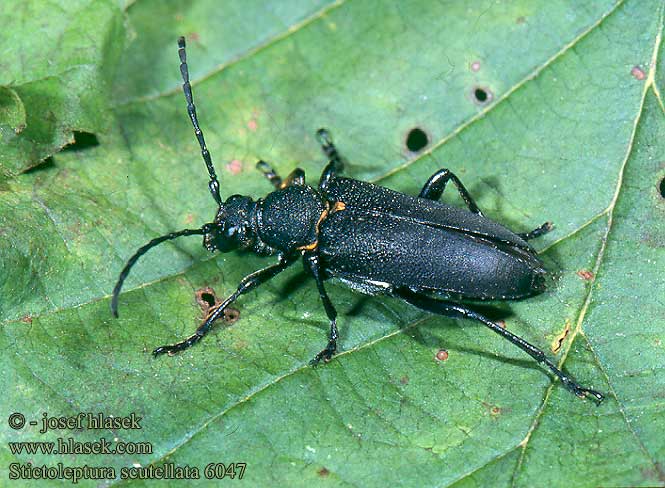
419, 168, 484, 216
153, 255, 295, 355
317, 129, 345, 190
256, 161, 306, 188
304, 252, 339, 365
394, 288, 605, 403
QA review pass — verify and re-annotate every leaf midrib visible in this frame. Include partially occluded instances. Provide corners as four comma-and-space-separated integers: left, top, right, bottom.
510, 6, 665, 485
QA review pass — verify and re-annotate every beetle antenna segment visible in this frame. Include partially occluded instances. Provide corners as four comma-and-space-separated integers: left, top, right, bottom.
178, 36, 222, 206
111, 226, 211, 317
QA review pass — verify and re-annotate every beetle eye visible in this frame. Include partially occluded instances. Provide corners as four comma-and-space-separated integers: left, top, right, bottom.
224, 224, 239, 239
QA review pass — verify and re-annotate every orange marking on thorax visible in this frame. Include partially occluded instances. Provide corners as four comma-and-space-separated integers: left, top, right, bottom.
296, 201, 346, 251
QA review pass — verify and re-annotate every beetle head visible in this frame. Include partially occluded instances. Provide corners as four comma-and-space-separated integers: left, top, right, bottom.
203, 195, 256, 253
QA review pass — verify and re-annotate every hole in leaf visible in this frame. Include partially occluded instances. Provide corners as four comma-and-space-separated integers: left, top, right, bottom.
63, 131, 99, 152
200, 292, 215, 307
195, 287, 240, 324
196, 287, 218, 312
659, 177, 665, 199
406, 127, 428, 152
24, 157, 56, 174
472, 87, 492, 104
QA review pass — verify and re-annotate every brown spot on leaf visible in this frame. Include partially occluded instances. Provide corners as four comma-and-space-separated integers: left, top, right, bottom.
21, 316, 32, 324
577, 269, 594, 281
551, 320, 571, 354
497, 320, 506, 329
226, 159, 243, 175
631, 66, 646, 80
189, 32, 200, 43
435, 349, 449, 361
224, 307, 240, 323
247, 119, 258, 132
482, 401, 505, 417
318, 467, 330, 477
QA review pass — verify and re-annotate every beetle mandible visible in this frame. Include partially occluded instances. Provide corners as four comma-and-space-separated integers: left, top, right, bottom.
111, 37, 604, 403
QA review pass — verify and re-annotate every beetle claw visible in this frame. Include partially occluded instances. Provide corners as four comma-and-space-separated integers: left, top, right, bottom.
309, 342, 337, 366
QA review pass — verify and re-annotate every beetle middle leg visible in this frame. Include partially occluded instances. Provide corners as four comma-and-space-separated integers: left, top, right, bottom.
153, 255, 295, 355
256, 161, 306, 188
394, 288, 604, 403
304, 252, 339, 365
418, 168, 484, 216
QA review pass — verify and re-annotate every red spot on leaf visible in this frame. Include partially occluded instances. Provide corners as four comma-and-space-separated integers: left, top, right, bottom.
577, 270, 594, 281
226, 159, 243, 175
631, 66, 646, 80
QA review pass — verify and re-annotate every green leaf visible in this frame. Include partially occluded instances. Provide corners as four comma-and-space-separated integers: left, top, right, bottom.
2, 1, 664, 486
0, 0, 124, 178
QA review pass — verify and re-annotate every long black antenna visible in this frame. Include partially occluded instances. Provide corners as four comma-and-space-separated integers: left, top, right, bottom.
178, 36, 222, 205
111, 226, 209, 317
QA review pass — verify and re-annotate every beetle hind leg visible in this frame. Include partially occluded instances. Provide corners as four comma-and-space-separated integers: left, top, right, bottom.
394, 288, 605, 403
419, 168, 484, 216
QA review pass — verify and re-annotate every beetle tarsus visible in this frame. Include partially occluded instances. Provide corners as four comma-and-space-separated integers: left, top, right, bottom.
309, 340, 337, 365
256, 160, 283, 189
153, 333, 202, 356
564, 379, 605, 404
317, 129, 345, 190
519, 221, 554, 241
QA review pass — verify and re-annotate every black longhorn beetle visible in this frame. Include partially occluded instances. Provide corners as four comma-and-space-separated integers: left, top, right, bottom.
111, 37, 604, 403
